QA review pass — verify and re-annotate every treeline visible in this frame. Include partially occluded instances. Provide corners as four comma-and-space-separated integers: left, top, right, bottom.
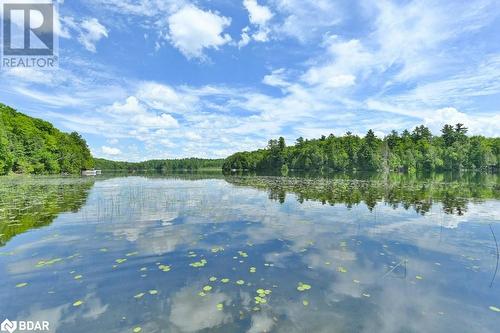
94, 157, 224, 172
223, 124, 500, 173
0, 103, 94, 175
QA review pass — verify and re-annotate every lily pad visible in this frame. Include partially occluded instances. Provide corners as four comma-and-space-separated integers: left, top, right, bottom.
16, 282, 28, 288
73, 300, 84, 307
203, 285, 212, 292
416, 275, 423, 280
133, 327, 142, 333
489, 306, 500, 312
209, 277, 217, 282
221, 278, 230, 283
216, 303, 224, 311
236, 280, 245, 285
338, 267, 348, 273
134, 292, 145, 299
303, 300, 309, 306
297, 282, 312, 292
149, 290, 158, 295
74, 275, 83, 280
158, 265, 171, 272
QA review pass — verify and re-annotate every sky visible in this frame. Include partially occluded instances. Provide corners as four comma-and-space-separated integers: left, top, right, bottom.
1, 0, 500, 161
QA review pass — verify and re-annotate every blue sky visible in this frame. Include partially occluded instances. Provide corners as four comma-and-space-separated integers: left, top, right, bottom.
1, 0, 500, 161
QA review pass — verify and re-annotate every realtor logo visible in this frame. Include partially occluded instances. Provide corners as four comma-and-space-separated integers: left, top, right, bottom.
0, 319, 17, 333
1, 0, 58, 68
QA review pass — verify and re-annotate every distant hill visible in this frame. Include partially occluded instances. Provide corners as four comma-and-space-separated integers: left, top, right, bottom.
0, 103, 94, 175
94, 157, 224, 172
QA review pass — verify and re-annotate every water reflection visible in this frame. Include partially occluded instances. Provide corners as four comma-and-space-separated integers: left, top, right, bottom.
0, 175, 499, 333
225, 173, 500, 215
0, 177, 94, 246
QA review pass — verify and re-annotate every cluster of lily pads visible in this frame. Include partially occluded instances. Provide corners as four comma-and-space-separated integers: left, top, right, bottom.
190, 259, 208, 268
254, 288, 272, 305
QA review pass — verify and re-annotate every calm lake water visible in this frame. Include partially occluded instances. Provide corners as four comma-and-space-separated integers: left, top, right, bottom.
0, 174, 499, 332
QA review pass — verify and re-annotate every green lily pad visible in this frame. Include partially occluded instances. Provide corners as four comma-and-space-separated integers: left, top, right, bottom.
134, 292, 145, 299
74, 275, 83, 280
133, 327, 142, 333
73, 300, 84, 307
236, 280, 245, 285
209, 277, 217, 282
203, 285, 212, 292
303, 300, 309, 306
489, 306, 500, 312
338, 267, 348, 273
116, 259, 127, 264
216, 303, 224, 311
297, 282, 312, 291
416, 275, 423, 280
149, 290, 158, 295
16, 282, 28, 288
221, 278, 230, 283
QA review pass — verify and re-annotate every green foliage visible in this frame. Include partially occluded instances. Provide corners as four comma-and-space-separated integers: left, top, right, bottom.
94, 157, 224, 172
0, 103, 94, 175
223, 124, 499, 173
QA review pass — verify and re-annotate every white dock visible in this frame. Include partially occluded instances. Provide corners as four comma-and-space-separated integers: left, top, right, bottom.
81, 170, 102, 176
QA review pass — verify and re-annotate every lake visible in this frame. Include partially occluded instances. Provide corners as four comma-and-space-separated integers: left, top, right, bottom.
0, 173, 499, 332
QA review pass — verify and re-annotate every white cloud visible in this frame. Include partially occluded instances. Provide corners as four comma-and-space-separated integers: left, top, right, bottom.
238, 27, 251, 48
262, 68, 291, 88
79, 18, 109, 52
244, 0, 273, 26
61, 16, 108, 52
167, 4, 232, 59
108, 96, 179, 129
136, 82, 198, 114
240, 0, 274, 45
101, 146, 122, 156
274, 0, 341, 42
424, 107, 500, 137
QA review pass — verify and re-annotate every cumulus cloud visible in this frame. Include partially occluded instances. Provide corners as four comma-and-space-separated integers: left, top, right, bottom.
244, 0, 273, 26
101, 146, 122, 156
240, 0, 274, 45
424, 107, 500, 137
136, 82, 198, 114
167, 4, 232, 59
108, 96, 179, 129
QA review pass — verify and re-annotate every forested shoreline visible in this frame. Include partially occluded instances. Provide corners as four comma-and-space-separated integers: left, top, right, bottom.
0, 103, 94, 175
94, 157, 224, 172
2, 103, 499, 175
223, 125, 500, 173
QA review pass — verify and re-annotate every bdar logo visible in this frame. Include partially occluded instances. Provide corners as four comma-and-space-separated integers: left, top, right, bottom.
0, 319, 17, 333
